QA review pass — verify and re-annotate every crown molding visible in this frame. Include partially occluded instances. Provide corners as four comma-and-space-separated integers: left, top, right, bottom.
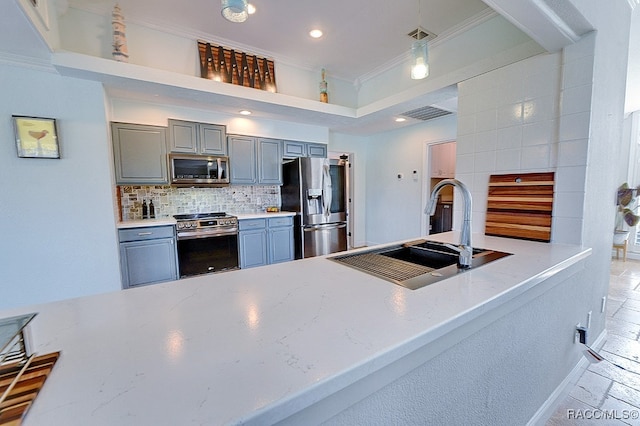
0, 51, 55, 73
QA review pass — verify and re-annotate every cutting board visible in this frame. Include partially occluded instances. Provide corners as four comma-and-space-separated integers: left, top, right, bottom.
0, 352, 60, 425
485, 172, 554, 242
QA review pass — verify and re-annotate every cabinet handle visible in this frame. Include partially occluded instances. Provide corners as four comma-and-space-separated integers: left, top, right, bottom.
137, 232, 153, 236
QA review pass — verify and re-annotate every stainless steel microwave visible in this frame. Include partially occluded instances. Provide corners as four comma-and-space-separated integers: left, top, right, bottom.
168, 153, 230, 186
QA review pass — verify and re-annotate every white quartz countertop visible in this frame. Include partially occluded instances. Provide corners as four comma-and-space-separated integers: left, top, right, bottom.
1, 233, 590, 425
117, 218, 176, 228
233, 211, 296, 219
116, 211, 295, 228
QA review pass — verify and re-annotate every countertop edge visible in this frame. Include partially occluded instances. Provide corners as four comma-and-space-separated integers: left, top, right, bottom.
238, 244, 593, 425
116, 211, 296, 228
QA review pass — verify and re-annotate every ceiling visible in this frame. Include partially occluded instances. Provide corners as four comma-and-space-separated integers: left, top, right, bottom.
2, 0, 639, 133
61, 0, 491, 83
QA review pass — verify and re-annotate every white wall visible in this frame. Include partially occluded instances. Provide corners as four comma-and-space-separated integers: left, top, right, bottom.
57, 6, 359, 108
0, 63, 121, 310
109, 98, 330, 143
362, 115, 458, 246
566, 0, 632, 343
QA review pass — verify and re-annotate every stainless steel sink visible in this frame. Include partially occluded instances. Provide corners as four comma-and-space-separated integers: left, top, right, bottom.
330, 239, 511, 290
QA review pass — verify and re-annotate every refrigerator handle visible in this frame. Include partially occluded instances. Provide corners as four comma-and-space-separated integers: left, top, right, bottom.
322, 159, 332, 217
305, 223, 347, 231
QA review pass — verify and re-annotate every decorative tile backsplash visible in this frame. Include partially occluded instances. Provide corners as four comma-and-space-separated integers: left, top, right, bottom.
118, 185, 281, 220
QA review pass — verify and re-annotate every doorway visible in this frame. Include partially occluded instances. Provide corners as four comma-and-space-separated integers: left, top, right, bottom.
329, 151, 354, 250
421, 141, 456, 236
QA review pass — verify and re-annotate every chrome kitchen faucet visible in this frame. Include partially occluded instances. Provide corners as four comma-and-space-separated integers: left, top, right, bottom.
426, 179, 473, 268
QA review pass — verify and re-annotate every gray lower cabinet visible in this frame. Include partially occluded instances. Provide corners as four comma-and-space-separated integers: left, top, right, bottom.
168, 119, 227, 155
239, 217, 294, 268
112, 122, 169, 185
239, 219, 268, 268
268, 217, 295, 264
118, 225, 178, 288
229, 136, 283, 185
283, 140, 327, 158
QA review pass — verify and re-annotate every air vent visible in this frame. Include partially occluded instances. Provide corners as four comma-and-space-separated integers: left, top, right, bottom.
400, 106, 452, 122
407, 27, 437, 42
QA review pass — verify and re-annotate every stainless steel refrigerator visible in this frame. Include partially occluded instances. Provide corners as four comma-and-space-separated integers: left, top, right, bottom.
281, 157, 348, 259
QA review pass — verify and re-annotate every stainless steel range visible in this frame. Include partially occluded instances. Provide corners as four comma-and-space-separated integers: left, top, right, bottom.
174, 212, 239, 277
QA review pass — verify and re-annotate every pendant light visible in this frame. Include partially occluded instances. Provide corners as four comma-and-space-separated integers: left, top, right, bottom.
221, 0, 248, 23
410, 0, 429, 80
411, 39, 429, 79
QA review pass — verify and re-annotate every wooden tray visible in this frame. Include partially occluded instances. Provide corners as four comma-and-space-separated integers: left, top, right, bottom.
0, 352, 60, 426
486, 172, 555, 242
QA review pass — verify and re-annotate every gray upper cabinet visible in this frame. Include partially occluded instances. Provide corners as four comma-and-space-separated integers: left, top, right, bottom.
283, 140, 327, 158
307, 143, 327, 158
229, 135, 257, 184
229, 135, 283, 185
168, 119, 227, 155
258, 138, 283, 185
112, 122, 169, 185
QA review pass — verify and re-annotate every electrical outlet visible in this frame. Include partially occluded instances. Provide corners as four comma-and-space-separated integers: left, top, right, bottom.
587, 311, 592, 329
256, 197, 261, 205
576, 326, 588, 344
601, 296, 607, 313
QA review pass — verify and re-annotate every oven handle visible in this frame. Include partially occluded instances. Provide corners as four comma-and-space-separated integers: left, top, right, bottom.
177, 228, 238, 240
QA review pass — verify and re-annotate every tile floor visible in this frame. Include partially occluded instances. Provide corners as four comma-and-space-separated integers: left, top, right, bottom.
546, 258, 640, 425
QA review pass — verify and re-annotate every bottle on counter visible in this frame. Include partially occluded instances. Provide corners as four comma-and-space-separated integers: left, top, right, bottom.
142, 200, 148, 219
149, 200, 155, 219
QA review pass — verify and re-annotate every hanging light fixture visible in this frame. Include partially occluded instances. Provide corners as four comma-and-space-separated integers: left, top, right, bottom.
411, 39, 429, 80
410, 0, 429, 80
221, 0, 248, 23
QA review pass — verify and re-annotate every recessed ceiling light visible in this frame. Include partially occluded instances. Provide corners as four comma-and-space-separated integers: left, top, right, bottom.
395, 117, 406, 122
309, 29, 323, 39
239, 110, 252, 115
247, 4, 256, 14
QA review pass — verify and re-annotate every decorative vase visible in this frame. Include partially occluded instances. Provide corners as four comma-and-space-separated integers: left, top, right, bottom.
319, 68, 328, 103
112, 4, 129, 62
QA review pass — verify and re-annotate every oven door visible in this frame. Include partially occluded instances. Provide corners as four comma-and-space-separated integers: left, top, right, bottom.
176, 233, 238, 277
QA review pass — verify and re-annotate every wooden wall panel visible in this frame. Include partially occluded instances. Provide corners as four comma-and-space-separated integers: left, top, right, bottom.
197, 41, 276, 92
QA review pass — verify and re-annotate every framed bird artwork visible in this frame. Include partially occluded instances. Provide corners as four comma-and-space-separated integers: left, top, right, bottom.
12, 116, 60, 159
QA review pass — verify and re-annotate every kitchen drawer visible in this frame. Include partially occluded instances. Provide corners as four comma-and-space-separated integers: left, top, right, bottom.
239, 218, 267, 230
118, 225, 175, 242
268, 216, 293, 227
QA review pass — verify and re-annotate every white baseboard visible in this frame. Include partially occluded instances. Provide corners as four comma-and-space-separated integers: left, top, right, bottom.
527, 330, 607, 426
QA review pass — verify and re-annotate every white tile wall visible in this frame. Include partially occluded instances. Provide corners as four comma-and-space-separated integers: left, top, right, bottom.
455, 38, 598, 245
